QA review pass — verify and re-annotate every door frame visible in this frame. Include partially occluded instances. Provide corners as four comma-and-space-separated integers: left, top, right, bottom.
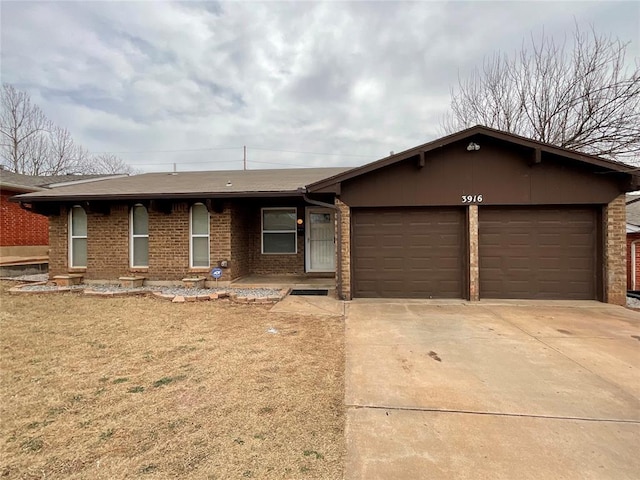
305, 207, 336, 273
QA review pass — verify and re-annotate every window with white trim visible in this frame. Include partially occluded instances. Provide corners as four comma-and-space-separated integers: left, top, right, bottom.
130, 204, 149, 267
190, 203, 210, 267
69, 205, 87, 267
262, 208, 297, 254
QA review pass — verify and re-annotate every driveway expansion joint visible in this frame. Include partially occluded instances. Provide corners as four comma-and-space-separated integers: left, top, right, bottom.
346, 404, 640, 424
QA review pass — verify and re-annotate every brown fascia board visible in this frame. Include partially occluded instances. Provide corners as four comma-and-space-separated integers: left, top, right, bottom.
306, 125, 639, 192
10, 190, 306, 203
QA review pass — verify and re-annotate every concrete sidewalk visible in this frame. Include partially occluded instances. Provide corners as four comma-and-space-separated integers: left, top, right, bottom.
345, 301, 640, 479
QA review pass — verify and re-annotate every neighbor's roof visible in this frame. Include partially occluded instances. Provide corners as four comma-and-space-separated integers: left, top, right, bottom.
307, 125, 640, 192
13, 167, 352, 202
0, 169, 117, 193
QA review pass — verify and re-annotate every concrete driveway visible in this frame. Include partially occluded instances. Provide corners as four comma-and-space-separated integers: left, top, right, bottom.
345, 300, 640, 479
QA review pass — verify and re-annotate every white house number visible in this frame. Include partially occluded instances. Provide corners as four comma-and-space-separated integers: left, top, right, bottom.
461, 195, 483, 203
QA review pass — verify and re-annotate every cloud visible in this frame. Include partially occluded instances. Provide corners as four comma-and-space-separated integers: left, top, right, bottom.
1, 0, 638, 171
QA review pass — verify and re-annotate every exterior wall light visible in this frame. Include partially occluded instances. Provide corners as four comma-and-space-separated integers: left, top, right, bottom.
467, 142, 480, 151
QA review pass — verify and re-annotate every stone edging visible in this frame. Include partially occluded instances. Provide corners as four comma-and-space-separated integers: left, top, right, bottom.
8, 283, 290, 304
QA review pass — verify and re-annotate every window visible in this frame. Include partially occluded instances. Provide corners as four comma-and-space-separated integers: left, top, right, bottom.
69, 205, 87, 267
262, 208, 297, 254
190, 203, 210, 267
130, 204, 149, 267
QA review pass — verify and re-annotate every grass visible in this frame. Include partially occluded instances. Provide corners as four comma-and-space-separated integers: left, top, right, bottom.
0, 281, 345, 479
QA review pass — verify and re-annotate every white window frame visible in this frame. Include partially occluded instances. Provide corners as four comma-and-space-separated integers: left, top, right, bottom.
190, 203, 210, 268
261, 207, 298, 255
130, 204, 149, 268
68, 205, 87, 268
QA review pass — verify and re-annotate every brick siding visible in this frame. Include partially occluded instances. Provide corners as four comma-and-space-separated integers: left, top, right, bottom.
604, 194, 627, 305
48, 200, 309, 282
336, 198, 351, 300
48, 207, 68, 276
467, 205, 479, 301
1, 191, 48, 247
626, 233, 640, 290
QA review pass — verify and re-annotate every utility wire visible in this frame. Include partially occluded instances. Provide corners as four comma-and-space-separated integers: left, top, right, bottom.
92, 145, 375, 158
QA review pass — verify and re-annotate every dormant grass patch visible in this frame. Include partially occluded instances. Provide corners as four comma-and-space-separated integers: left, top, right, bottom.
0, 282, 344, 479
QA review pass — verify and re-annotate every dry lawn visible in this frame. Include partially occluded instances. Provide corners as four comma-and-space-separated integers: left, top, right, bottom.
0, 282, 344, 479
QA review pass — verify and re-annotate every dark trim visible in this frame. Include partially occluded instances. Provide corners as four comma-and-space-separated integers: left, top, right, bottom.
307, 125, 639, 192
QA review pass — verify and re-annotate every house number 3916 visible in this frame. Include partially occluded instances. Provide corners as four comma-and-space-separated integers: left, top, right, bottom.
461, 195, 483, 203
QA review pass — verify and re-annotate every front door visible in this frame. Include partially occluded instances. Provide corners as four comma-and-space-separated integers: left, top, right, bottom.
306, 208, 336, 272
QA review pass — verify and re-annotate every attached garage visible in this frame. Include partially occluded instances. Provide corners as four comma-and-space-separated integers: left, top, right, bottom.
479, 207, 599, 300
352, 207, 465, 298
306, 125, 638, 305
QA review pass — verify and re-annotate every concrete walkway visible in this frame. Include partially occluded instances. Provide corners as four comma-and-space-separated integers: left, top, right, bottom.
345, 300, 640, 479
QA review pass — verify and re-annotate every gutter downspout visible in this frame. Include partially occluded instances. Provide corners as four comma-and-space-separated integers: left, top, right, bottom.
299, 188, 343, 300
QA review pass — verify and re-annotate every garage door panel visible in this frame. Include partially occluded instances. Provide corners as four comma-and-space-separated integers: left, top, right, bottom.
479, 207, 598, 300
352, 207, 465, 298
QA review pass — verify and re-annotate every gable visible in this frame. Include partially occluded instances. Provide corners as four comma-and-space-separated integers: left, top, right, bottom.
337, 136, 626, 207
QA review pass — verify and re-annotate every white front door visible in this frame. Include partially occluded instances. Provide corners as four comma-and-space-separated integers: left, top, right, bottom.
306, 208, 336, 272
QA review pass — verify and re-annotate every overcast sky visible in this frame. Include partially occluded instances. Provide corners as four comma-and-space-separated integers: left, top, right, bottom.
1, 1, 638, 172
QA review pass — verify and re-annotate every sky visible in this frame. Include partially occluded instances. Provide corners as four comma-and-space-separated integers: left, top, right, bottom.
1, 0, 639, 173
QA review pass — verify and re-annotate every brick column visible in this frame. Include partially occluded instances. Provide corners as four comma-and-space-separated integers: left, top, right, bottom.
48, 205, 68, 277
335, 198, 351, 300
604, 194, 626, 305
468, 204, 479, 301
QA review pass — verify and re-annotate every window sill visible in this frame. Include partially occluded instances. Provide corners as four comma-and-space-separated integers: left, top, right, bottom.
68, 267, 86, 273
189, 267, 211, 273
130, 268, 149, 273
261, 252, 298, 255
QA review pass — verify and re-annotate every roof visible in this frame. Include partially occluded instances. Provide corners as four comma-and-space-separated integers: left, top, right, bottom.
13, 167, 352, 202
307, 125, 640, 193
0, 169, 116, 193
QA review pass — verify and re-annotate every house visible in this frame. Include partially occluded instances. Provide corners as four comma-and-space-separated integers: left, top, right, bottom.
626, 194, 640, 291
0, 169, 49, 268
12, 126, 639, 304
0, 169, 124, 275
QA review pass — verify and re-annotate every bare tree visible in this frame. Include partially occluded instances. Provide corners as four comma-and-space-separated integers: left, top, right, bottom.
442, 26, 640, 163
0, 84, 49, 173
0, 83, 136, 175
43, 125, 90, 175
87, 153, 137, 175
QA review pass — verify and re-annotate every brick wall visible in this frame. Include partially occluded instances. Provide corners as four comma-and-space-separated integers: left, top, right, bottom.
85, 205, 129, 280
48, 200, 313, 282
336, 198, 351, 300
48, 207, 67, 276
626, 233, 640, 290
468, 205, 479, 301
230, 202, 253, 278
604, 194, 627, 305
1, 191, 49, 247
248, 217, 305, 275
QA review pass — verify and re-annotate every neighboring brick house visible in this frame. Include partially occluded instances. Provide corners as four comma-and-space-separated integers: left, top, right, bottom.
0, 169, 122, 269
626, 194, 640, 291
13, 126, 639, 305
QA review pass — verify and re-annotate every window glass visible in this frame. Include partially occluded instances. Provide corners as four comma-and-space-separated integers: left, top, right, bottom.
72, 238, 87, 267
263, 233, 296, 253
71, 206, 87, 236
262, 208, 297, 254
263, 210, 296, 231
191, 204, 209, 235
133, 237, 149, 266
132, 205, 148, 235
192, 237, 209, 267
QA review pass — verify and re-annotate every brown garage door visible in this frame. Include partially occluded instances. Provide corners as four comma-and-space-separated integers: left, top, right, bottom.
352, 207, 465, 298
479, 207, 599, 300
